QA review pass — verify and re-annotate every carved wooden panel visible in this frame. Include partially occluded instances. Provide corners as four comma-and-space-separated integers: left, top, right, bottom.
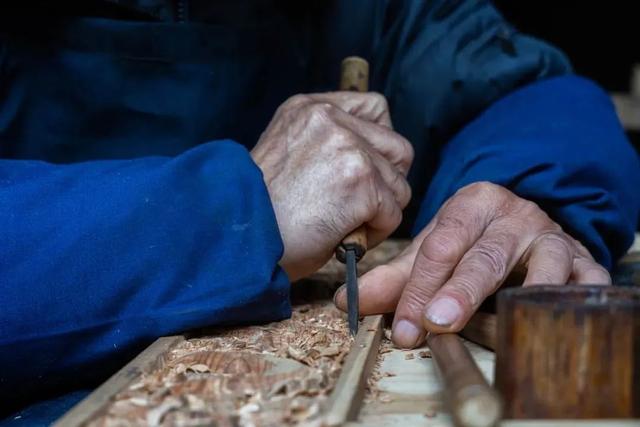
86, 303, 351, 426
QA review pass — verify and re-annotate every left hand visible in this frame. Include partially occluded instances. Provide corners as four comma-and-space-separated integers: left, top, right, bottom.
334, 182, 611, 348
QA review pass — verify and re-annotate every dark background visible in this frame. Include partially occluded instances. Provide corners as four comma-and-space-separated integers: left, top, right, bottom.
495, 1, 640, 149
495, 0, 638, 92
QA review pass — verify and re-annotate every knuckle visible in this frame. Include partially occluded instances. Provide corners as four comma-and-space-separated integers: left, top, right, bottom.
329, 126, 353, 146
338, 150, 374, 184
398, 176, 412, 208
447, 278, 483, 309
455, 182, 501, 213
370, 91, 389, 107
536, 232, 574, 255
306, 102, 335, 121
517, 199, 546, 220
462, 181, 501, 198
403, 140, 415, 166
389, 170, 410, 201
287, 94, 310, 108
468, 242, 509, 279
420, 232, 462, 266
402, 282, 435, 314
436, 213, 466, 231
530, 268, 558, 285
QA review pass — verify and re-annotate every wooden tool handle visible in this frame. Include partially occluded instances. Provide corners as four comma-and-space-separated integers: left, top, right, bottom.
340, 56, 369, 92
427, 333, 503, 427
336, 56, 369, 263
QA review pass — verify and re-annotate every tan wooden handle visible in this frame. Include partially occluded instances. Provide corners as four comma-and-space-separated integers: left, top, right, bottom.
336, 57, 369, 263
428, 333, 503, 427
340, 56, 369, 92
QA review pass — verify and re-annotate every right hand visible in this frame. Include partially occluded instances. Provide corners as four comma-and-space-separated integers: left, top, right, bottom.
251, 92, 414, 281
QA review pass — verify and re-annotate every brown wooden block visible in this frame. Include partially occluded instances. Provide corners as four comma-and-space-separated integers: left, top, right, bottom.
495, 286, 640, 419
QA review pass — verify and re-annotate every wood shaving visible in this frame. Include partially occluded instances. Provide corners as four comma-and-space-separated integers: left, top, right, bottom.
418, 350, 432, 359
378, 394, 393, 403
404, 353, 415, 360
86, 241, 412, 426
364, 328, 395, 403
88, 303, 350, 427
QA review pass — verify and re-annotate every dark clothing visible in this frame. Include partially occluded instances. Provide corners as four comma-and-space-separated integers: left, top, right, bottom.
1, 1, 638, 422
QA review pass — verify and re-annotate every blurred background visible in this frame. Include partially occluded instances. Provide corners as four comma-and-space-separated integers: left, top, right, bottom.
495, 0, 640, 151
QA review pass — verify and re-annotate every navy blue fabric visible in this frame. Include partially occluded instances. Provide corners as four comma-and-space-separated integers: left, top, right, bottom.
1, 391, 88, 426
0, 142, 290, 414
414, 76, 640, 269
0, 0, 638, 423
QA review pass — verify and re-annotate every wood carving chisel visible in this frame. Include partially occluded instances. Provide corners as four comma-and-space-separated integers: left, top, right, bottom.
335, 56, 369, 336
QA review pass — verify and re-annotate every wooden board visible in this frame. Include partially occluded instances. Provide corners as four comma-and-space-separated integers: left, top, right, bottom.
56, 238, 640, 426
348, 416, 640, 427
53, 336, 185, 427
324, 315, 384, 426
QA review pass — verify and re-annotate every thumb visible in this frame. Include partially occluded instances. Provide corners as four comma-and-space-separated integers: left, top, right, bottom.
333, 240, 421, 315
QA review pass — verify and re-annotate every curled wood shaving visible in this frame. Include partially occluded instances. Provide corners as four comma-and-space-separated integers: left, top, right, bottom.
364, 328, 397, 404
88, 303, 350, 427
146, 397, 181, 426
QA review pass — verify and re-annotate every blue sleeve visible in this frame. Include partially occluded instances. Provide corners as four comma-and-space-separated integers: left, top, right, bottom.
371, 0, 574, 234
414, 76, 640, 270
0, 140, 290, 408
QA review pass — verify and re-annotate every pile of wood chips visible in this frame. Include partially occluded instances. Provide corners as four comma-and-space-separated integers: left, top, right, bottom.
88, 303, 351, 427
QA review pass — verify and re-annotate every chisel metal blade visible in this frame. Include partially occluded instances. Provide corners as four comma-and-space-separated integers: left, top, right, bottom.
345, 248, 359, 336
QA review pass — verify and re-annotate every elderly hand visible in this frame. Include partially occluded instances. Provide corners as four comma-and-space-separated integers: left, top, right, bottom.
251, 92, 413, 281
334, 182, 611, 348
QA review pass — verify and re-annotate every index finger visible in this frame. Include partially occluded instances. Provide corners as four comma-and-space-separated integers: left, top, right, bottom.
391, 192, 495, 348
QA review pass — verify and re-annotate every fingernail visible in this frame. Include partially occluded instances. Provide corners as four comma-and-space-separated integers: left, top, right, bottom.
425, 297, 462, 326
392, 320, 421, 348
333, 284, 346, 307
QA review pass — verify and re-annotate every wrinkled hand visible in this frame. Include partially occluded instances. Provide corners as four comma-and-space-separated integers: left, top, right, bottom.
335, 182, 611, 348
251, 92, 414, 281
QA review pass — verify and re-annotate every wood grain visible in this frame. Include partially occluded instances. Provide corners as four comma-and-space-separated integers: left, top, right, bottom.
428, 333, 502, 427
495, 286, 640, 419
53, 336, 184, 427
324, 314, 385, 426
461, 311, 497, 351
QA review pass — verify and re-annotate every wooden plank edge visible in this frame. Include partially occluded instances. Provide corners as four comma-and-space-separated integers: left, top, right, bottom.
323, 314, 384, 426
54, 335, 185, 427
500, 421, 640, 427
344, 419, 640, 427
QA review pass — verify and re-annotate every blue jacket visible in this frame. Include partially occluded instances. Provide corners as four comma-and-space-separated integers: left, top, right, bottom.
1, 0, 638, 421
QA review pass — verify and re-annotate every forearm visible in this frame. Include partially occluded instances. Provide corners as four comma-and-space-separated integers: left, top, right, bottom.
0, 140, 290, 410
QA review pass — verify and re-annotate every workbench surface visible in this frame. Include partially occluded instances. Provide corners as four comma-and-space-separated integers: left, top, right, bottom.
57, 238, 640, 426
